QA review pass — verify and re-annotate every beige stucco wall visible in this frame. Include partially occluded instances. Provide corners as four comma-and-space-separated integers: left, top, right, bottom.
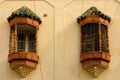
0, 0, 120, 80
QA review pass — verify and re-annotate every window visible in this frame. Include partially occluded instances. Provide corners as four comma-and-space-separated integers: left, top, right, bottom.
28, 33, 36, 52
81, 23, 109, 53
17, 24, 36, 52
101, 24, 109, 53
9, 24, 37, 53
81, 23, 99, 53
17, 31, 26, 52
17, 30, 35, 52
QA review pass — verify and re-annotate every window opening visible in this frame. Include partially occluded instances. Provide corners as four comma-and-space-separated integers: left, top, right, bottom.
17, 24, 36, 52
101, 24, 109, 53
81, 23, 99, 53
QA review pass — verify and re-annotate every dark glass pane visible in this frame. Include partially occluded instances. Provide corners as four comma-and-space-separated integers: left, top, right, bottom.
29, 41, 35, 52
28, 33, 35, 41
17, 24, 36, 52
81, 23, 99, 53
17, 31, 25, 52
28, 33, 35, 52
101, 24, 109, 53
18, 32, 25, 41
17, 42, 25, 52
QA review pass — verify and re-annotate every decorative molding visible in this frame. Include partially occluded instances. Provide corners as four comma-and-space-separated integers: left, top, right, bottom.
9, 17, 40, 29
0, 0, 5, 5
114, 0, 120, 4
79, 15, 109, 27
64, 0, 74, 7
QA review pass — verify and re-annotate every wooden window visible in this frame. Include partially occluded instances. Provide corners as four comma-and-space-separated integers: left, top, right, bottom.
81, 23, 109, 53
28, 33, 35, 52
81, 23, 99, 53
101, 24, 109, 53
17, 24, 36, 52
17, 31, 26, 52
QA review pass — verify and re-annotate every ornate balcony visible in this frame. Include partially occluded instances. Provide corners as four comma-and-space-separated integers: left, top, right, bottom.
8, 52, 39, 77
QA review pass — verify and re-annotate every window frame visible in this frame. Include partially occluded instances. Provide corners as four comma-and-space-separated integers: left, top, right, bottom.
17, 25, 36, 53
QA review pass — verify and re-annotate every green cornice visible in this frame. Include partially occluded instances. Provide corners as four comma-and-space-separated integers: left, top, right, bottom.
77, 7, 111, 23
8, 6, 42, 24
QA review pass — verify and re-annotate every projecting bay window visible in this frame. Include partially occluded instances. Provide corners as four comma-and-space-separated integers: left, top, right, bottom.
8, 6, 41, 78
78, 7, 111, 77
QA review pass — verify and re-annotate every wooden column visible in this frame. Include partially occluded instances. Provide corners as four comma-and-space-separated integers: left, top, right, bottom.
9, 27, 12, 54
80, 26, 83, 53
98, 23, 102, 52
35, 29, 38, 53
14, 24, 17, 52
106, 27, 109, 53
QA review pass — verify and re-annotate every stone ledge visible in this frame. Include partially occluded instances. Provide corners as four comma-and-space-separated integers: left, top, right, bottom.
80, 51, 110, 62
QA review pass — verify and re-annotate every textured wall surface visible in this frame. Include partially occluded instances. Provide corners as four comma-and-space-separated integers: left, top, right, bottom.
0, 0, 120, 80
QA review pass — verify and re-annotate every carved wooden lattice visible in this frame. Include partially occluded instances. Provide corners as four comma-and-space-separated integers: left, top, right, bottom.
81, 23, 99, 53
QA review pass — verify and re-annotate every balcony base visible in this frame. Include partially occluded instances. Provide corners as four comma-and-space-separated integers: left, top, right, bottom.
84, 65, 106, 78
8, 52, 39, 78
11, 65, 35, 78
80, 51, 110, 77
